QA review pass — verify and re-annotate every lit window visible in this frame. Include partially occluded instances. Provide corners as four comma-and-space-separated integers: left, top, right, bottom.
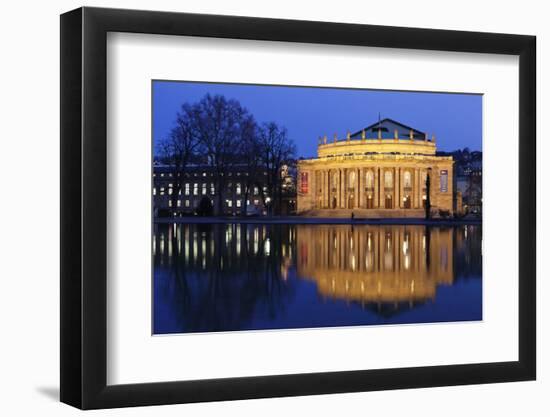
193, 183, 198, 195
384, 171, 393, 188
160, 173, 164, 177
168, 200, 172, 207
440, 170, 448, 192
236, 200, 241, 207
168, 187, 173, 195
404, 171, 412, 188
210, 183, 215, 195
160, 187, 165, 196
253, 186, 259, 195
202, 183, 207, 195
202, 172, 206, 177
177, 200, 181, 207
254, 199, 259, 205
365, 170, 374, 188
227, 200, 232, 207
236, 183, 241, 195
185, 183, 190, 195
300, 172, 309, 193
153, 187, 156, 196
185, 200, 190, 207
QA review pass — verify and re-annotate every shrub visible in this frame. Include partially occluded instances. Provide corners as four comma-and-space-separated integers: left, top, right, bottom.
196, 197, 214, 216
438, 209, 451, 219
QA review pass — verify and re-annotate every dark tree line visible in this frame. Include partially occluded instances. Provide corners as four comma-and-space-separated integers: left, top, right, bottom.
157, 94, 296, 215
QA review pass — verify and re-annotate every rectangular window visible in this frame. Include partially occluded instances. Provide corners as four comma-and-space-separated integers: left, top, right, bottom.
236, 200, 241, 207
202, 183, 207, 195
177, 200, 181, 207
253, 186, 258, 195
160, 187, 165, 196
210, 183, 215, 195
440, 170, 448, 192
153, 187, 156, 196
168, 200, 172, 207
185, 200, 190, 207
236, 183, 241, 195
193, 183, 198, 195
185, 183, 190, 195
300, 172, 309, 193
227, 200, 232, 208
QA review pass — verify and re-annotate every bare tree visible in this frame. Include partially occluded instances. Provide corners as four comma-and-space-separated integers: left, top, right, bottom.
157, 104, 200, 211
237, 116, 262, 215
257, 122, 296, 215
190, 94, 258, 215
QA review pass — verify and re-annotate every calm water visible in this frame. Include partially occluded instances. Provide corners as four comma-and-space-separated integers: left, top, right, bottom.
153, 223, 482, 334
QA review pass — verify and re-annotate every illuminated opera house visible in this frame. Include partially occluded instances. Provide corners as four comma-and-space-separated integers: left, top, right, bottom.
297, 118, 456, 217
296, 225, 454, 308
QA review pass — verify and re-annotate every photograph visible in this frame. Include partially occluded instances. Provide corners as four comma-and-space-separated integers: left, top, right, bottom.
152, 81, 483, 334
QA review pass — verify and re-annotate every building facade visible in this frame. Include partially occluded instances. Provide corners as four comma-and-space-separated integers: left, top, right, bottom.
455, 154, 482, 215
153, 163, 269, 217
297, 119, 454, 217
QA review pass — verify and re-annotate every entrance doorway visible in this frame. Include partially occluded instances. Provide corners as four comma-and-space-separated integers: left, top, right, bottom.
332, 197, 337, 209
385, 194, 393, 209
348, 194, 355, 209
366, 195, 374, 209
404, 195, 411, 209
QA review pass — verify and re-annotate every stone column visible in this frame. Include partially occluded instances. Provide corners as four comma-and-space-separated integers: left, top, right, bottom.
324, 170, 328, 208
372, 167, 378, 208
326, 170, 330, 208
393, 167, 398, 209
413, 168, 418, 208
338, 169, 342, 208
343, 168, 347, 208
399, 169, 412, 208
359, 168, 363, 208
355, 168, 361, 208
418, 168, 423, 208
379, 167, 384, 209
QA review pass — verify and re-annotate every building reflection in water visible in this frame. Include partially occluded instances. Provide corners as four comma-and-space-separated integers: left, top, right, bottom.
296, 225, 453, 307
153, 223, 482, 334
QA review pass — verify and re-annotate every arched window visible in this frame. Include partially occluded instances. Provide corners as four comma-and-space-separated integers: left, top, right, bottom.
384, 171, 393, 188
349, 171, 356, 187
365, 170, 374, 188
404, 171, 412, 188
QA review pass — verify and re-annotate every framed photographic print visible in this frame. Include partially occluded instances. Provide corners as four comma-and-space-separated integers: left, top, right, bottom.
60, 6, 536, 409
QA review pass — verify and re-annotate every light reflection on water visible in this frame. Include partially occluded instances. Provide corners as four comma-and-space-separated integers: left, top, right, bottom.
153, 223, 482, 334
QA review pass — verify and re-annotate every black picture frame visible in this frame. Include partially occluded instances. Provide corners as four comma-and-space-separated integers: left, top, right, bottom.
60, 6, 536, 410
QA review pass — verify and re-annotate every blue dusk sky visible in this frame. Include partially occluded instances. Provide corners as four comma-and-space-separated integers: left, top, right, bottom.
153, 81, 482, 158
